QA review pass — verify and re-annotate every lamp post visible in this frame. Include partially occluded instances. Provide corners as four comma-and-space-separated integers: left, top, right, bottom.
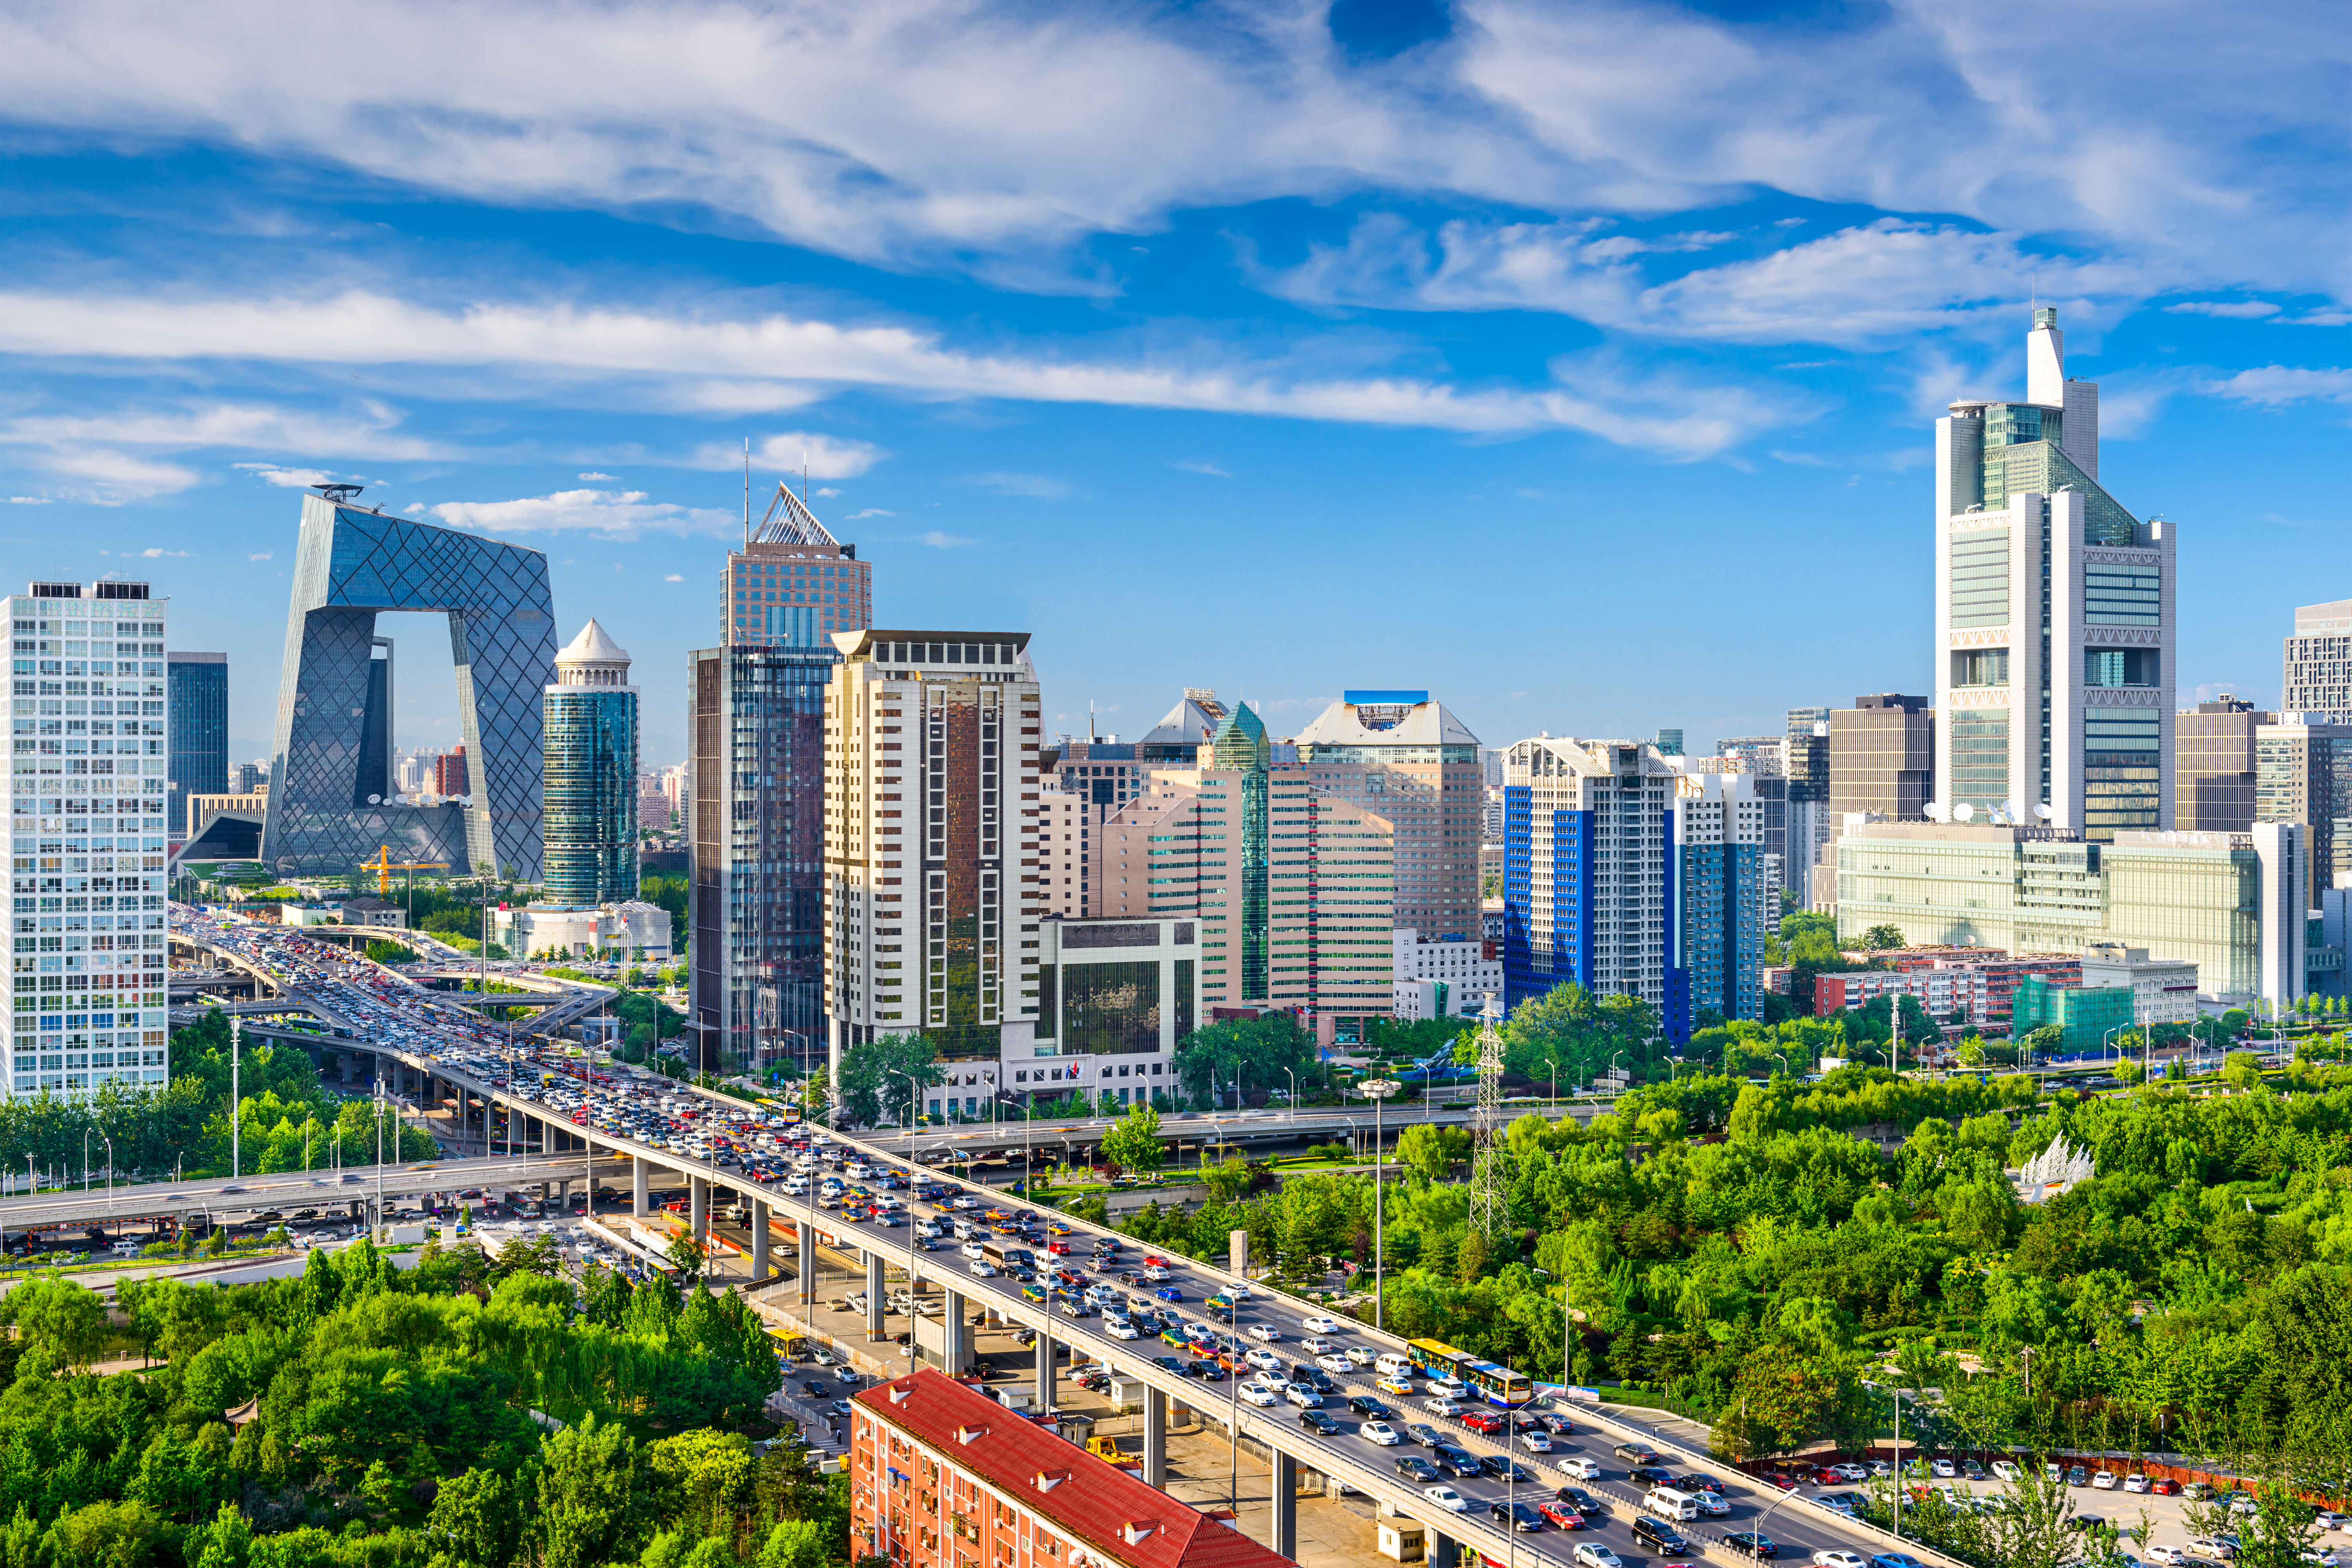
1281, 1068, 1296, 1127
231, 1015, 243, 1179
1360, 1078, 1399, 1332
1773, 1051, 1790, 1081
100, 1134, 114, 1215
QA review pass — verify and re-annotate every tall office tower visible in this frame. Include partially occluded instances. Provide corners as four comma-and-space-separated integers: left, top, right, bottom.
5, 579, 171, 1099
689, 636, 835, 1074
1047, 742, 1144, 808
1033, 788, 1093, 917
1091, 703, 1396, 1042
166, 651, 227, 840
1653, 729, 1684, 758
541, 620, 639, 907
723, 488, 871, 648
1813, 693, 1936, 907
2283, 601, 2352, 723
1936, 307, 2173, 840
431, 748, 470, 797
635, 773, 670, 833
823, 632, 1043, 1082
1294, 690, 1481, 939
1711, 736, 1784, 777
394, 752, 426, 796
234, 759, 266, 793
2256, 717, 2352, 889
1673, 773, 1768, 1024
265, 489, 550, 878
2174, 695, 2270, 833
1501, 737, 1685, 1038
1782, 706, 1831, 888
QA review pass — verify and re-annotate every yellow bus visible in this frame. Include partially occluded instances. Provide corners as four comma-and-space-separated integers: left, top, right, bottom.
1406, 1337, 1533, 1408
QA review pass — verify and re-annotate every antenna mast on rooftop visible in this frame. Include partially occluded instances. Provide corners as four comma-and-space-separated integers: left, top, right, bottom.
742, 437, 751, 551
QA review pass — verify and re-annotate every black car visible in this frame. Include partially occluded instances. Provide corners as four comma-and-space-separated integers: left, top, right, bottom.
1489, 1501, 1544, 1533
1675, 1474, 1724, 1494
1556, 1486, 1605, 1515
1479, 1455, 1535, 1483
1348, 1396, 1393, 1418
1724, 1534, 1779, 1559
802, 1381, 833, 1398
1433, 1444, 1484, 1479
1152, 1356, 1185, 1373
1395, 1457, 1441, 1484
1633, 1517, 1693, 1557
1292, 1365, 1334, 1392
1629, 1465, 1678, 1487
1614, 1442, 1660, 1464
1510, 1413, 1548, 1433
1299, 1410, 1341, 1437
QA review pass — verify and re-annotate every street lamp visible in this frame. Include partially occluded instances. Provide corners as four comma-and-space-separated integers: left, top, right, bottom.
1281, 1068, 1296, 1127
1359, 1077, 1399, 1332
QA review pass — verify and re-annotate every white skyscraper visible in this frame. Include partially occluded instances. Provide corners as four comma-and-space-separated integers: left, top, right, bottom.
1935, 307, 2174, 840
6, 580, 172, 1098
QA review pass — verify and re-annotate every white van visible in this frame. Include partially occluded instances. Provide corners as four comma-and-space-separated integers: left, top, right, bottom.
1645, 1487, 1701, 1523
1375, 1353, 1412, 1379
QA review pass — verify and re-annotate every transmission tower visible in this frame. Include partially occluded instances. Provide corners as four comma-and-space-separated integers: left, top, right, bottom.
1469, 992, 1508, 1244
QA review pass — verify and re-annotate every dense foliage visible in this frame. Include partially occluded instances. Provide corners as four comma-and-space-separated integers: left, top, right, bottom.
0, 1237, 833, 1568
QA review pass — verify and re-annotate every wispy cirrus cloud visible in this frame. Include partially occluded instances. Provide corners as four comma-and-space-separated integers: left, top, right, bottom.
687, 431, 886, 479
964, 472, 1071, 499
430, 487, 738, 540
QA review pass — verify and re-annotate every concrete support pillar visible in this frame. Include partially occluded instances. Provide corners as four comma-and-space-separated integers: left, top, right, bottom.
1143, 1386, 1168, 1489
751, 1198, 770, 1279
690, 1176, 708, 1247
633, 1159, 649, 1217
866, 1254, 886, 1341
1034, 1328, 1057, 1408
799, 1221, 816, 1306
1431, 1535, 1459, 1568
1270, 1450, 1297, 1561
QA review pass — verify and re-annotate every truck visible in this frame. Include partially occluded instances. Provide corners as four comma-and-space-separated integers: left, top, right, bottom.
1085, 1436, 1144, 1478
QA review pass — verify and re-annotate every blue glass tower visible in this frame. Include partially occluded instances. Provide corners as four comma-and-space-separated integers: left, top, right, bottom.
166, 651, 227, 839
543, 620, 638, 906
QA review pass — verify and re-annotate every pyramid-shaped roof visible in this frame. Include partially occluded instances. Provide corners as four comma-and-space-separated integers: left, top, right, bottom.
556, 618, 630, 666
1294, 693, 1479, 750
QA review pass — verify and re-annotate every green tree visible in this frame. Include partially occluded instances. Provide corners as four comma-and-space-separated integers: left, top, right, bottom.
833, 1033, 943, 1128
1858, 924, 1906, 950
667, 1232, 708, 1280
1099, 1104, 1165, 1178
1394, 1123, 1469, 1182
430, 1469, 526, 1568
3, 1276, 108, 1370
537, 1416, 652, 1568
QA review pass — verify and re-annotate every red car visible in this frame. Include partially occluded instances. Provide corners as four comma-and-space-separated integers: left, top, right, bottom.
1539, 1502, 1585, 1530
2151, 1479, 2181, 1497
1459, 1411, 1508, 1435
1046, 1241, 1071, 1255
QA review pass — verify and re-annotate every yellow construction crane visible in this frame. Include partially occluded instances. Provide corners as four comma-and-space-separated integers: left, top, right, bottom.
359, 845, 449, 898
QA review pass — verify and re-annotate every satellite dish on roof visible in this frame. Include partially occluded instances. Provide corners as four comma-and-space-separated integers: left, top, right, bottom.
1923, 800, 1947, 822
2002, 798, 2022, 820
2034, 803, 2054, 820
1954, 802, 1977, 822
367, 794, 381, 805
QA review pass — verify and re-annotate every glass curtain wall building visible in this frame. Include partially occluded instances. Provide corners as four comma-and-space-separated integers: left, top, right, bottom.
166, 651, 227, 840
5, 580, 171, 1099
541, 619, 638, 907
263, 490, 555, 878
1935, 308, 2174, 841
1211, 704, 1271, 1000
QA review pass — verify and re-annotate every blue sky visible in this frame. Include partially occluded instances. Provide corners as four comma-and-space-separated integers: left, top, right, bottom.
3, 0, 2349, 765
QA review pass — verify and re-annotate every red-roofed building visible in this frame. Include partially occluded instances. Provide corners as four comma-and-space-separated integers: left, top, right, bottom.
849, 1367, 1296, 1568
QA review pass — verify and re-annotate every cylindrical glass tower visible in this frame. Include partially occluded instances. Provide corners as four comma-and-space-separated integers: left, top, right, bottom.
543, 619, 639, 907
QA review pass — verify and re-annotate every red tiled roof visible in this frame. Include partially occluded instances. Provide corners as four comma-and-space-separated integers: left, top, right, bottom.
851, 1369, 1295, 1568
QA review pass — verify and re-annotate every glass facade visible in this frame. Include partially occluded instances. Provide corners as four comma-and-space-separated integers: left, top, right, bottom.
2083, 711, 2163, 836
1982, 436, 2138, 545
542, 687, 637, 906
1060, 959, 1162, 1053
1950, 710, 2011, 811
1949, 529, 2011, 627
264, 494, 553, 878
165, 653, 227, 839
2085, 566, 2161, 626
1212, 706, 1271, 1000
2256, 727, 2352, 887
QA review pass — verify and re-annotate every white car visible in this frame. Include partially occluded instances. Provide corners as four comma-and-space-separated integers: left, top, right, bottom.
1227, 1282, 1251, 1298
1284, 1384, 1320, 1408
2300, 1551, 2339, 1568
1316, 1354, 1352, 1374
1813, 1555, 1867, 1568
960, 1241, 986, 1259
1519, 1432, 1553, 1453
966, 1261, 996, 1278
1302, 1315, 1341, 1334
1239, 1383, 1278, 1407
1362, 1421, 1401, 1445
2144, 1547, 2187, 1566
1423, 1486, 1468, 1513
1931, 1459, 1956, 1478
1573, 1547, 1622, 1568
1243, 1323, 1278, 1343
2314, 1513, 2348, 1533
2124, 1475, 2150, 1494
1992, 1461, 2022, 1482
1106, 1319, 1139, 1340
2092, 1470, 2119, 1490
1246, 1348, 1284, 1373
1345, 1346, 1374, 1367
1559, 1456, 1601, 1480
1695, 1491, 1730, 1517
1301, 1338, 1333, 1355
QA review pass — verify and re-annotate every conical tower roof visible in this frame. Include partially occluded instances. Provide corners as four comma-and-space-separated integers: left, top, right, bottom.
1210, 703, 1270, 772
554, 618, 632, 686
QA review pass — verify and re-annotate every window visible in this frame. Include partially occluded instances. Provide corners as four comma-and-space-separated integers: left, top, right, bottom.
2085, 649, 2159, 687
2085, 566, 2160, 627
1949, 530, 2011, 628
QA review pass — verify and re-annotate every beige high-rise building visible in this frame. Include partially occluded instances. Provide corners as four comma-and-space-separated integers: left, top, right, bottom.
2173, 696, 2270, 833
1090, 704, 1397, 1044
1033, 789, 1097, 917
1811, 694, 1936, 909
2284, 601, 2352, 724
1293, 690, 1481, 940
823, 632, 1044, 1089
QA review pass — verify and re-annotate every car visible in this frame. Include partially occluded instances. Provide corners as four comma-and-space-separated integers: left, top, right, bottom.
1815, 1492, 1866, 1516
1395, 1457, 1441, 1483
1316, 1353, 1352, 1374
1479, 1455, 1535, 1484
1726, 1535, 1781, 1559
1635, 1519, 1694, 1557
1520, 1432, 1554, 1453
2183, 1483, 2214, 1501
2117, 1473, 2150, 1494
1299, 1410, 1341, 1437
1240, 1382, 1278, 1407
1246, 1323, 1280, 1343
1434, 1445, 1483, 1480
2144, 1548, 2188, 1566
1192, 1362, 1226, 1382
1573, 1546, 1624, 1568
1106, 1319, 1139, 1340
1283, 1384, 1320, 1408
1629, 1466, 1677, 1487
1459, 1411, 1508, 1436
1302, 1314, 1341, 1334
2314, 1512, 2347, 1532
1155, 1286, 1183, 1301
1869, 1556, 1925, 1568
2187, 1540, 2237, 1562
1812, 1554, 1867, 1568
966, 1260, 996, 1278
1931, 1459, 1957, 1479
1421, 1396, 1466, 1418
801, 1381, 833, 1399
1492, 1501, 1545, 1533
1423, 1486, 1468, 1513
2068, 1466, 2091, 1487
2152, 1479, 2182, 1497
1614, 1443, 1661, 1464
1348, 1396, 1392, 1418
1829, 1463, 1869, 1483
2228, 1494, 2262, 1518
1540, 1501, 1587, 1530
1361, 1421, 1401, 1446
1694, 1490, 1731, 1517
1401, 1423, 1442, 1447
1345, 1346, 1375, 1367
1677, 1474, 1725, 1494
1559, 1455, 1601, 1480
1992, 1460, 2023, 1483
2094, 1470, 2120, 1490
1300, 1337, 1333, 1355
2300, 1549, 2339, 1568
1557, 1485, 1604, 1515
1245, 1348, 1284, 1373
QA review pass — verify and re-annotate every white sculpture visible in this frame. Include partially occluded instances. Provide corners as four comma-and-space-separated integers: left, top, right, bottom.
2015, 1134, 2096, 1202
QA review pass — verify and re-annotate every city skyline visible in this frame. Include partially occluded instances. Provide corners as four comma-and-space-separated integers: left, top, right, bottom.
2, 5, 2350, 765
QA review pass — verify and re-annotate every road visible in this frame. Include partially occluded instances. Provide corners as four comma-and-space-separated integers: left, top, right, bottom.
0, 1152, 607, 1235
155, 906, 1945, 1568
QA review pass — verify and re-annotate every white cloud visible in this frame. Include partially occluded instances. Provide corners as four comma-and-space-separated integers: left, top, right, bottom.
136, 547, 190, 558
1169, 458, 1232, 477
7, 497, 53, 505
20, 448, 200, 505
2201, 365, 2352, 407
965, 472, 1070, 499
0, 287, 1785, 454
2163, 300, 2282, 318
249, 551, 274, 560
917, 530, 978, 548
815, 486, 839, 497
663, 573, 683, 581
236, 463, 340, 488
848, 507, 896, 519
579, 470, 616, 480
429, 486, 739, 540
688, 431, 886, 479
